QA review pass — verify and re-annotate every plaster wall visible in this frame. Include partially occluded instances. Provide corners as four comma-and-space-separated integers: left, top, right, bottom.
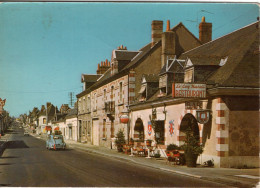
66, 117, 78, 141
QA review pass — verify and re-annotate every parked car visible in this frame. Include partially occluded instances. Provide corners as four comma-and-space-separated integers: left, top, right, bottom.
24, 131, 29, 136
46, 134, 66, 150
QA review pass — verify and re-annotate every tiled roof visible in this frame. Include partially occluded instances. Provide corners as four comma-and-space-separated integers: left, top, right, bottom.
180, 21, 259, 87
114, 50, 140, 61
143, 74, 159, 82
82, 74, 102, 83
66, 108, 78, 118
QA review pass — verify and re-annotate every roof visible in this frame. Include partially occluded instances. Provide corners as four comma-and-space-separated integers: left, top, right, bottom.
159, 58, 185, 75
142, 74, 159, 83
113, 50, 140, 61
81, 74, 102, 83
66, 108, 78, 118
180, 21, 259, 87
76, 22, 201, 98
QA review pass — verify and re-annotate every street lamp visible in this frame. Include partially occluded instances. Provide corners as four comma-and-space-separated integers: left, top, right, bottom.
119, 109, 130, 144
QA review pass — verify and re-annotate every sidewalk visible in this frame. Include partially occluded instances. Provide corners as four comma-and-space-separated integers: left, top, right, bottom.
31, 133, 259, 187
64, 139, 260, 188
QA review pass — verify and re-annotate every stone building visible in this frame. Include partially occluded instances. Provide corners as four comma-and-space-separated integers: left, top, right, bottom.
128, 19, 259, 168
76, 19, 203, 148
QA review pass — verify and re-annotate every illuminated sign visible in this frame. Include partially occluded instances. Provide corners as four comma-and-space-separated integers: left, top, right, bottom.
172, 83, 206, 98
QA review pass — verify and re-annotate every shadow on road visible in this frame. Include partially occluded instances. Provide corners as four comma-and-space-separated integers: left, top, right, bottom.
6, 141, 29, 149
0, 184, 12, 186
0, 156, 19, 159
0, 163, 13, 165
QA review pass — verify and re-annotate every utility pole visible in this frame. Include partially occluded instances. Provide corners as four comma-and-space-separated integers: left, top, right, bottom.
68, 92, 75, 108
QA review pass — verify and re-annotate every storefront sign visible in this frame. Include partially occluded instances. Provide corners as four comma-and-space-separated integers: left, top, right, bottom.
196, 110, 210, 124
185, 101, 202, 110
172, 83, 206, 98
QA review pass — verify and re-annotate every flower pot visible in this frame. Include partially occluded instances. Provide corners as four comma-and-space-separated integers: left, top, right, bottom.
185, 153, 198, 167
146, 140, 152, 147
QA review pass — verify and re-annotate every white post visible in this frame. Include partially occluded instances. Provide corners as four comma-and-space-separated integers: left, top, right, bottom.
129, 147, 134, 157
146, 148, 151, 159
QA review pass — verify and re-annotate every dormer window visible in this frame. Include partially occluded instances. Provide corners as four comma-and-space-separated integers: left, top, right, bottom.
158, 75, 167, 97
184, 68, 194, 83
138, 84, 147, 102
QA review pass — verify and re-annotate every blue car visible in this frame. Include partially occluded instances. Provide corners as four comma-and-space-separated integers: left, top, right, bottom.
46, 134, 66, 150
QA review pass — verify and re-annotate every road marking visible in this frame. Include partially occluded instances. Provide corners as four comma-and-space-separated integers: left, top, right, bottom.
160, 168, 202, 178
234, 175, 260, 179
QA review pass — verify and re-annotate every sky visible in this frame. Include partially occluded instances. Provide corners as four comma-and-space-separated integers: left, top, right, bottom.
0, 2, 259, 117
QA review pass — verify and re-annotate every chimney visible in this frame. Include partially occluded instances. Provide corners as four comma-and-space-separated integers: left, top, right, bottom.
199, 16, 212, 44
161, 20, 176, 68
97, 60, 110, 74
151, 20, 163, 47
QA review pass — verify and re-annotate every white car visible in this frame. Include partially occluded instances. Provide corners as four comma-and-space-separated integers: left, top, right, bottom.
24, 131, 29, 136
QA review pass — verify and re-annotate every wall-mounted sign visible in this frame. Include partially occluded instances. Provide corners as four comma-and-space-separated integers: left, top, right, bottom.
196, 110, 210, 124
169, 120, 174, 136
172, 83, 206, 98
148, 121, 152, 136
185, 101, 202, 110
120, 114, 129, 124
0, 98, 6, 114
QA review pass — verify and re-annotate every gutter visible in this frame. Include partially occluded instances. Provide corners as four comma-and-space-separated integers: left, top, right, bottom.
207, 87, 260, 96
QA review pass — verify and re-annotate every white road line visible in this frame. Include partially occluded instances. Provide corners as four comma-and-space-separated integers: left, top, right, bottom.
160, 168, 202, 178
234, 175, 260, 179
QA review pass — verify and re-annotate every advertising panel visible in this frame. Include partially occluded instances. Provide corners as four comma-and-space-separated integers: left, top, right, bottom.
172, 83, 206, 98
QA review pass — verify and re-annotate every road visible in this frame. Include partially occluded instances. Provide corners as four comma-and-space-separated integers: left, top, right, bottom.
0, 127, 226, 187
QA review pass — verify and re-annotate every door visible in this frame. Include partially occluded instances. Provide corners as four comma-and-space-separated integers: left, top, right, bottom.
92, 120, 99, 146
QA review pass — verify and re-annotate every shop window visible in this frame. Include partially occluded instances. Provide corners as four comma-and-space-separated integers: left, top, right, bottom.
134, 118, 144, 141
154, 120, 165, 144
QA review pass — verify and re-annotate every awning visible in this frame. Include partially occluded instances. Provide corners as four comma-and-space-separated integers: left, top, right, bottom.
138, 85, 146, 94
54, 127, 59, 131
45, 126, 52, 131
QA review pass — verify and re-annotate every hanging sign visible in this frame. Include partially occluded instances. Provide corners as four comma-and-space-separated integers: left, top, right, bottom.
0, 98, 6, 114
196, 110, 210, 124
169, 120, 174, 136
185, 101, 202, 110
120, 114, 129, 124
172, 83, 206, 98
148, 121, 152, 136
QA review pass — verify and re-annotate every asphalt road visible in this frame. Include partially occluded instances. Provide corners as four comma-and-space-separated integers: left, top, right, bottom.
0, 128, 226, 187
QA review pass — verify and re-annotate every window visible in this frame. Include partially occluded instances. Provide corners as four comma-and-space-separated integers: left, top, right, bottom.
184, 68, 194, 83
104, 89, 106, 102
111, 120, 114, 138
93, 93, 97, 111
119, 82, 123, 102
111, 86, 114, 100
103, 119, 106, 138
43, 118, 46, 124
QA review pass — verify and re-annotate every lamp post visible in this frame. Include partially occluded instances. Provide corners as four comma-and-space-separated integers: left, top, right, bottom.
119, 109, 130, 144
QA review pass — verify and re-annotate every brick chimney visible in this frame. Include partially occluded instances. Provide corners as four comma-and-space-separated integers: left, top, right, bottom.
161, 20, 176, 68
96, 59, 111, 74
151, 20, 163, 47
199, 16, 212, 44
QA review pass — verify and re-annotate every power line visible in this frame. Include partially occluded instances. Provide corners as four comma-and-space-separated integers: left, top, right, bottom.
0, 87, 82, 94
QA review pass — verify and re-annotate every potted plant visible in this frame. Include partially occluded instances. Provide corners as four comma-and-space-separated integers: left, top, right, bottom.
181, 128, 203, 167
166, 143, 179, 151
129, 137, 134, 146
146, 139, 152, 147
115, 129, 126, 152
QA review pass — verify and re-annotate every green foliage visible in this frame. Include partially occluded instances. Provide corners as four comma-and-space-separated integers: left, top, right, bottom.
181, 127, 203, 155
167, 144, 179, 151
115, 129, 126, 148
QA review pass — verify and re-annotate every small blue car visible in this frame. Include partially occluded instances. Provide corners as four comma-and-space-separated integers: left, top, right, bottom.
46, 134, 66, 150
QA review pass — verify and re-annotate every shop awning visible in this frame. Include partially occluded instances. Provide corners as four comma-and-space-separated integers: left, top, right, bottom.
45, 126, 52, 131
138, 85, 146, 94
54, 127, 59, 131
